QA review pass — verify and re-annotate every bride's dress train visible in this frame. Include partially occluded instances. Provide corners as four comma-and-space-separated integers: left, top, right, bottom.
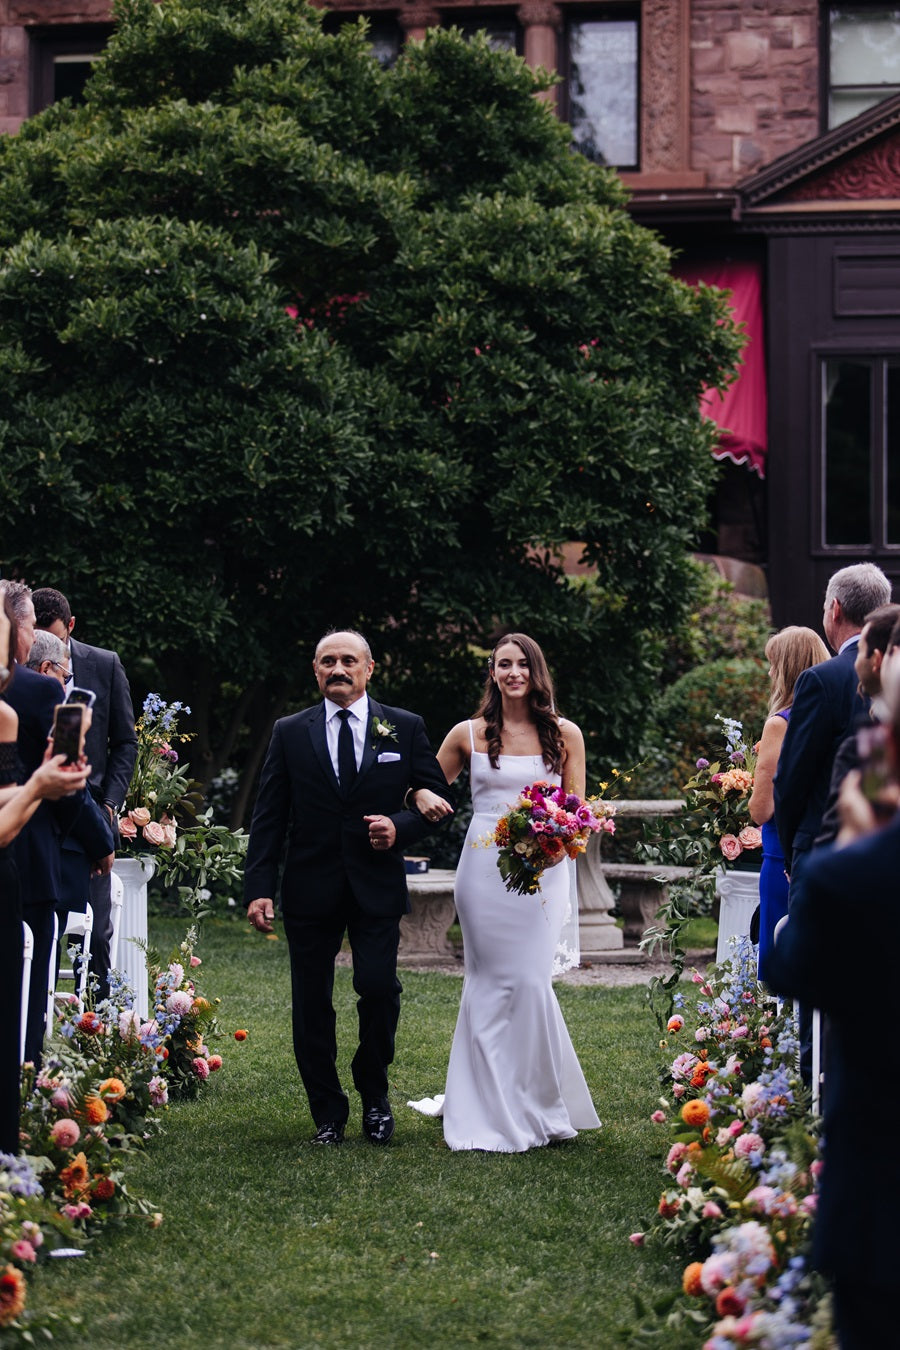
410, 735, 600, 1152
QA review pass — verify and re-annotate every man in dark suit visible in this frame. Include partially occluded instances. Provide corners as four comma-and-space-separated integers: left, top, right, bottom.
32, 587, 137, 1000
775, 564, 892, 873
767, 793, 900, 1348
244, 629, 450, 1146
774, 563, 892, 1083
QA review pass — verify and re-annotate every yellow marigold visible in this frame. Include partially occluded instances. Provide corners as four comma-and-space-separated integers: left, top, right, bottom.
0, 1266, 26, 1326
98, 1077, 126, 1102
59, 1151, 90, 1198
83, 1095, 109, 1126
681, 1099, 710, 1128
682, 1262, 704, 1297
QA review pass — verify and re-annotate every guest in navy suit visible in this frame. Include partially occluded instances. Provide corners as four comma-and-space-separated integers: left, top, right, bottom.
244, 629, 450, 1146
767, 707, 900, 1350
774, 564, 892, 1083
774, 564, 892, 874
33, 588, 137, 1000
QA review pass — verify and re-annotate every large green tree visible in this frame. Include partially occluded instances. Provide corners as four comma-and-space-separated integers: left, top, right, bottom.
0, 0, 741, 821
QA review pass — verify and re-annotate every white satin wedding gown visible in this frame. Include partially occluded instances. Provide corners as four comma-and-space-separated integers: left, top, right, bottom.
410, 730, 601, 1151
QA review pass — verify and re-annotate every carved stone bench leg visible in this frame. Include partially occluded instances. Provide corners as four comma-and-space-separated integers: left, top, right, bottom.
399, 876, 457, 965
618, 880, 670, 945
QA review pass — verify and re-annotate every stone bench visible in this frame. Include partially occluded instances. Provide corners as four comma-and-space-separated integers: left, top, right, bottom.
600, 862, 694, 943
576, 799, 687, 955
399, 868, 458, 966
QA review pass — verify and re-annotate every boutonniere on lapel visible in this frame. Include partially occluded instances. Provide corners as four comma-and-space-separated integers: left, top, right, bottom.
371, 716, 398, 749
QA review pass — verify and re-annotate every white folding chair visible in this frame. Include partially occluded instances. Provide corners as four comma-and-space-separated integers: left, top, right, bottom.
21, 921, 34, 1064
108, 872, 124, 973
52, 904, 93, 1017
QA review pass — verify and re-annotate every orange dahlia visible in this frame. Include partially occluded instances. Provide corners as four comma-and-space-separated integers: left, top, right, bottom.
59, 1151, 90, 1198
682, 1262, 704, 1297
0, 1266, 26, 1326
83, 1095, 109, 1125
681, 1099, 710, 1128
98, 1077, 126, 1102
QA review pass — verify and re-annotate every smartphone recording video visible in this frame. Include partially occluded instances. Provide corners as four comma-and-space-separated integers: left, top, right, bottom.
51, 703, 86, 766
65, 686, 96, 708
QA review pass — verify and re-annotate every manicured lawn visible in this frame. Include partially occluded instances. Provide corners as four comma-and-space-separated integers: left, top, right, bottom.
34, 918, 679, 1349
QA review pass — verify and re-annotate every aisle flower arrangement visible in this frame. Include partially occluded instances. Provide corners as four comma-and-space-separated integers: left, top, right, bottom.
4, 923, 233, 1343
118, 693, 246, 910
491, 782, 615, 895
629, 941, 829, 1346
680, 716, 761, 870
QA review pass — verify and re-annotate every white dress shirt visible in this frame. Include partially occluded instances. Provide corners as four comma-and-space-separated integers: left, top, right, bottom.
324, 694, 369, 778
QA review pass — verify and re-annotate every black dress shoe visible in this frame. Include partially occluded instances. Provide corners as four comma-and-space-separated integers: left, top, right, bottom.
311, 1121, 345, 1145
362, 1099, 395, 1145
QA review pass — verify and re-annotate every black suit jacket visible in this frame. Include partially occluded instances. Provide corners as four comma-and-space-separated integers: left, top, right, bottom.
766, 816, 900, 1289
774, 643, 867, 868
243, 698, 448, 918
68, 637, 137, 811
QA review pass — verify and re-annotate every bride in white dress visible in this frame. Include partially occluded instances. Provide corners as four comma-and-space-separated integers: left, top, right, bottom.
409, 633, 601, 1152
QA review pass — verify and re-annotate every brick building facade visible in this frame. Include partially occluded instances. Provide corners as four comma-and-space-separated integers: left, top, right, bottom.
3, 0, 900, 621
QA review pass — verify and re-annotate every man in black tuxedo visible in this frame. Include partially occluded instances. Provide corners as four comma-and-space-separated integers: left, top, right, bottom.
32, 587, 137, 1001
244, 629, 450, 1146
766, 788, 900, 1348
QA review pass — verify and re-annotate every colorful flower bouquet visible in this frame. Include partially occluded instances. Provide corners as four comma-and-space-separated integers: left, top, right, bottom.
118, 694, 247, 911
680, 715, 761, 871
491, 782, 615, 896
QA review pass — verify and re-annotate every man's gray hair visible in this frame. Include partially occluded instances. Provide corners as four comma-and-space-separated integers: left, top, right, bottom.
25, 630, 67, 671
0, 579, 32, 623
825, 563, 893, 627
314, 628, 373, 662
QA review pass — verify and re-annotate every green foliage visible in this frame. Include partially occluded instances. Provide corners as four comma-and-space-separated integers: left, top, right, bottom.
634, 657, 769, 801
0, 0, 743, 820
662, 559, 772, 684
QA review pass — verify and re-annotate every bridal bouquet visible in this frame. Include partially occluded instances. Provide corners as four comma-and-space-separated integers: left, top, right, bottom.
492, 782, 615, 896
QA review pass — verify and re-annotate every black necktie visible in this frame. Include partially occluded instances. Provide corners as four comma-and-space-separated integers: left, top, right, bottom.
337, 708, 357, 790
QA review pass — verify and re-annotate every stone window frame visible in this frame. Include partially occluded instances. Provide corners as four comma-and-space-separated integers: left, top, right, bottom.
28, 23, 114, 116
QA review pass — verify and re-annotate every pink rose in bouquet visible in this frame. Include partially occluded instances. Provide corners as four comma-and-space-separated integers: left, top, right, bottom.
719, 834, 742, 862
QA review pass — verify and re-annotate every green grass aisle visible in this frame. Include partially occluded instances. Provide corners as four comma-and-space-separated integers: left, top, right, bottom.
36, 918, 678, 1349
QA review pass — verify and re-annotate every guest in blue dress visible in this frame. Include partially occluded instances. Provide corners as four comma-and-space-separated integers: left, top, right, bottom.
749, 626, 829, 984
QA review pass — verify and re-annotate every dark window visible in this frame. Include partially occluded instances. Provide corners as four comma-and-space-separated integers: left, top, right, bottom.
563, 12, 639, 169
30, 26, 114, 115
821, 355, 900, 547
827, 6, 900, 129
321, 13, 403, 67
453, 15, 522, 54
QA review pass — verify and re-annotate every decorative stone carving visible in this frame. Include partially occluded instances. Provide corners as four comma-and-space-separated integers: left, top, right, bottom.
786, 133, 900, 202
516, 2, 561, 29
398, 4, 440, 34
641, 0, 689, 173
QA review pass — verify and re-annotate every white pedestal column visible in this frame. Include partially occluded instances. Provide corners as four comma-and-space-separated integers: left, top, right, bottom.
112, 856, 156, 1020
576, 832, 624, 956
715, 867, 760, 966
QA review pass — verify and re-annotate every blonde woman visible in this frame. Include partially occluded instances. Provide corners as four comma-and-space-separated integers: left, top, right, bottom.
749, 626, 829, 982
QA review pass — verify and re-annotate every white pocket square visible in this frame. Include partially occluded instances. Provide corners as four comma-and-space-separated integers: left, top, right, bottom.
377, 751, 401, 763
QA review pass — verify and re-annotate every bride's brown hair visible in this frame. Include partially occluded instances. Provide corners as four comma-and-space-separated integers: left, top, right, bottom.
475, 633, 565, 772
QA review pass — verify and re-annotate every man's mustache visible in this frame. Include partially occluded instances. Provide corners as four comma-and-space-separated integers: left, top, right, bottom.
326, 674, 352, 685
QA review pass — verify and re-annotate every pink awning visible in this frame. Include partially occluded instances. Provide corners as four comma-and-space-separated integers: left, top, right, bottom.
674, 259, 767, 479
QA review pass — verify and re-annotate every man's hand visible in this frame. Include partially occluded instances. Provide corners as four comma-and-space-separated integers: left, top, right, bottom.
247, 897, 276, 933
92, 851, 115, 877
364, 815, 397, 851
